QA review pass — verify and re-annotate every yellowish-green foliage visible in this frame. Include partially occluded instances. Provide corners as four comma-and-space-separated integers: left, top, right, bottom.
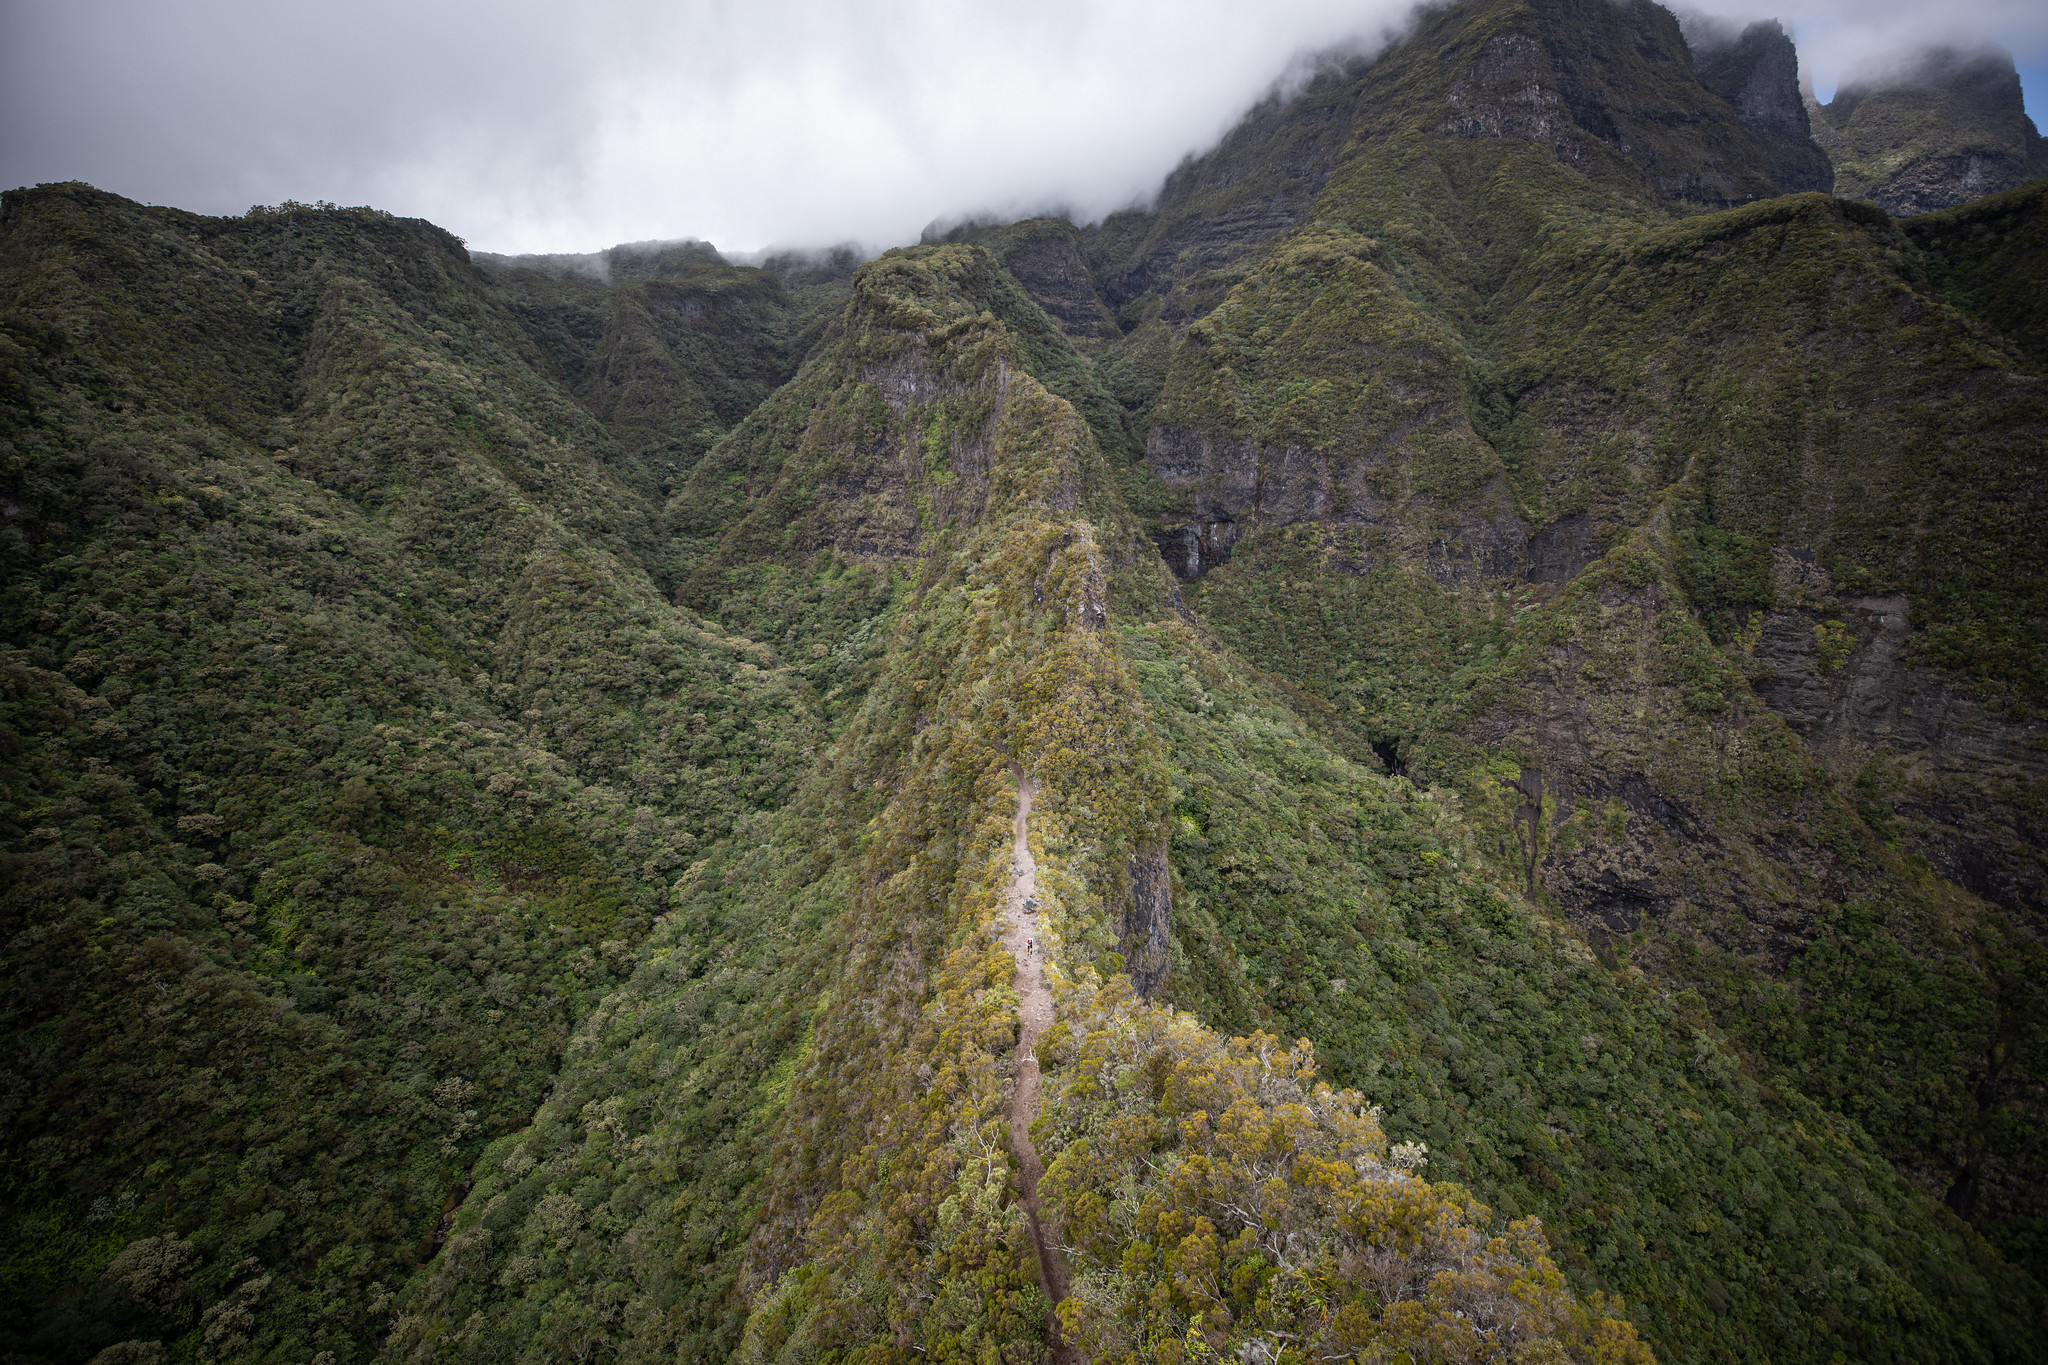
1035, 985, 1653, 1365
733, 518, 1166, 1361
686, 221, 2044, 1365
385, 242, 1178, 1365
692, 246, 1636, 1365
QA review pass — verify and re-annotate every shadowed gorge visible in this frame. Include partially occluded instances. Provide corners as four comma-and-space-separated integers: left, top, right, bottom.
3, 0, 2046, 1362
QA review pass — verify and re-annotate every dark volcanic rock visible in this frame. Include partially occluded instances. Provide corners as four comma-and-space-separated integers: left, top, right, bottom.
1687, 18, 1834, 193
1748, 575, 2048, 933
1420, 0, 1784, 205
1144, 424, 1326, 579
997, 223, 1120, 341
935, 217, 1120, 341
1526, 512, 1600, 584
1816, 47, 2048, 215
1086, 56, 1371, 326
1120, 842, 1173, 998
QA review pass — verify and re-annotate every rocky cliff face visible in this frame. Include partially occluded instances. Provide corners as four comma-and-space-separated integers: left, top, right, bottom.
939, 1, 2048, 1332
1744, 556, 2048, 932
934, 218, 1120, 342
1815, 47, 2048, 216
1687, 18, 1834, 193
7, 2, 2048, 1362
1118, 842, 1173, 997
1083, 0, 2048, 1306
1402, 0, 1786, 206
1082, 56, 1372, 331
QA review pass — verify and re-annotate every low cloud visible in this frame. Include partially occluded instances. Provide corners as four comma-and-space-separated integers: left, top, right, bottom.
3, 0, 2042, 256
1682, 0, 2047, 99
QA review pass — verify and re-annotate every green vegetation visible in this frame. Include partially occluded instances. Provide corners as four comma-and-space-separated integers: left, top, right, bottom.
1037, 1006, 1655, 1365
388, 252, 1661, 1365
0, 185, 828, 1362
4, 0, 2047, 1360
1087, 0, 2048, 1354
475, 240, 858, 505
1107, 608, 2043, 1362
397, 215, 2042, 1364
1904, 179, 2048, 371
1812, 49, 2048, 216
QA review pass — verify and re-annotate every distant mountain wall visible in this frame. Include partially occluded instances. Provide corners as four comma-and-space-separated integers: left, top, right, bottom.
1813, 47, 2048, 215
6, 1, 2048, 1362
1686, 17, 1834, 193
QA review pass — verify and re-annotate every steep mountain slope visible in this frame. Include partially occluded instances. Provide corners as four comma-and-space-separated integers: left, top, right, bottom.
1812, 48, 2048, 216
1905, 178, 2048, 370
4, 0, 2047, 1361
392, 236, 2042, 1365
1, 190, 1653, 1365
0, 186, 835, 1363
387, 242, 1656, 1365
1091, 0, 2048, 1306
1071, 0, 1824, 352
1079, 55, 1376, 339
471, 240, 858, 505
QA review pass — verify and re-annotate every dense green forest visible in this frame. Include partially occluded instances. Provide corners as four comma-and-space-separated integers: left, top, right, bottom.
3, 0, 2045, 1361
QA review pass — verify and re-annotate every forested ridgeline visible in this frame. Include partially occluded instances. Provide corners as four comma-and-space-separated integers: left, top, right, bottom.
0, 184, 875, 1361
390, 246, 1655, 1365
401, 228, 2037, 1362
3, 0, 2047, 1360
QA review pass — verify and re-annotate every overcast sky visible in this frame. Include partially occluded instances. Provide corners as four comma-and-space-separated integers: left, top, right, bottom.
3, 0, 2044, 256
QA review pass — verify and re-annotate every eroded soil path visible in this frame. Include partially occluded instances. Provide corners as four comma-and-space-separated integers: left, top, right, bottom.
1001, 766, 1075, 1352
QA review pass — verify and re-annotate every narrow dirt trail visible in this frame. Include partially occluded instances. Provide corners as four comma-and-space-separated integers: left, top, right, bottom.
1001, 766, 1075, 1354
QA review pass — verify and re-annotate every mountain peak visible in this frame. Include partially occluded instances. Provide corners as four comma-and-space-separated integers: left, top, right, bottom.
1386, 0, 1785, 206
1686, 16, 1833, 193
6, 6, 2048, 1364
1814, 45, 2048, 215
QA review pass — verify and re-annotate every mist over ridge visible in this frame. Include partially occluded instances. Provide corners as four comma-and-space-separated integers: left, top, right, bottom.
4, 0, 2048, 1358
1, 0, 2043, 259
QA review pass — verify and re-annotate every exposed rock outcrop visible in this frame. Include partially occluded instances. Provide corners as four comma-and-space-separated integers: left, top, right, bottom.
1745, 557, 2048, 933
1422, 0, 1784, 205
1120, 842, 1172, 998
1687, 18, 1834, 193
933, 217, 1122, 341
1815, 47, 2048, 216
1144, 423, 1547, 587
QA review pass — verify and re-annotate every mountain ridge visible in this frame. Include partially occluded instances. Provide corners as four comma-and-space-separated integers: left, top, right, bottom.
3, 0, 2047, 1361
1813, 46, 2048, 216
